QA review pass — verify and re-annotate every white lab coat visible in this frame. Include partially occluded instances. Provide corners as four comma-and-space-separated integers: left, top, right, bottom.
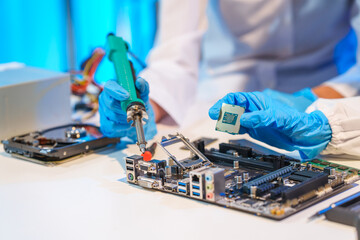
139, 0, 360, 158
307, 97, 360, 158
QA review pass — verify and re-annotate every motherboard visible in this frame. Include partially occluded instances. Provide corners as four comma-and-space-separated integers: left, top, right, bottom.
125, 133, 360, 220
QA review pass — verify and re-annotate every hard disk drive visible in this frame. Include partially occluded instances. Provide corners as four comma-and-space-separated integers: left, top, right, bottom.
2, 124, 120, 165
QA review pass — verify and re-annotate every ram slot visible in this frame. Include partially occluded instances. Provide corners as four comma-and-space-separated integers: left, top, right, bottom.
205, 151, 275, 171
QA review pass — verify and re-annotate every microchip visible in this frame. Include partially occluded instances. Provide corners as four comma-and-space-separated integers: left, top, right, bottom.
215, 103, 245, 134
222, 112, 238, 125
311, 159, 321, 164
349, 168, 358, 173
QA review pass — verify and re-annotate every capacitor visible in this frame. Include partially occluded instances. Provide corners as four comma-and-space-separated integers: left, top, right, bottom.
324, 167, 336, 176
250, 186, 257, 198
307, 163, 312, 170
235, 175, 243, 184
233, 161, 240, 169
235, 175, 242, 189
243, 172, 249, 182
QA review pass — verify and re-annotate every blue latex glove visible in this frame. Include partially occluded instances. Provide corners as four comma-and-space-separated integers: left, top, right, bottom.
209, 92, 332, 160
262, 88, 317, 112
99, 77, 157, 141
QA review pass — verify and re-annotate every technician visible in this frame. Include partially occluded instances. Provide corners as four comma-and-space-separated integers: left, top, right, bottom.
99, 0, 360, 159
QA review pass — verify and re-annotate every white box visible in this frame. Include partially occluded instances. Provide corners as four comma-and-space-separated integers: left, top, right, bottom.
0, 66, 71, 140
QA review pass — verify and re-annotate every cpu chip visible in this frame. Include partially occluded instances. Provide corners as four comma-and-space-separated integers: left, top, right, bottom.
215, 103, 245, 134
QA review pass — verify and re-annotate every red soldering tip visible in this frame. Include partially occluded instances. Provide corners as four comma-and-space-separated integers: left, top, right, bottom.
141, 151, 152, 161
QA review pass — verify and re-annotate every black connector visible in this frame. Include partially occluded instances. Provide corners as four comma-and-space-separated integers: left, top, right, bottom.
282, 172, 328, 202
219, 143, 253, 158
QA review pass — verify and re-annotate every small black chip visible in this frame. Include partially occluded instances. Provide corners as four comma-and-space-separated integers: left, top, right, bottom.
311, 159, 321, 164
338, 166, 349, 170
320, 162, 330, 166
243, 199, 257, 205
330, 164, 339, 168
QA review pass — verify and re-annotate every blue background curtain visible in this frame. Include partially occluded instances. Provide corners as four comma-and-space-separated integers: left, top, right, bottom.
0, 0, 157, 83
0, 0, 356, 82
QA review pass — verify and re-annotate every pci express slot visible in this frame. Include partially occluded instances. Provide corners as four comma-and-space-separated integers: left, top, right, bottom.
256, 182, 275, 195
281, 172, 328, 202
242, 166, 293, 194
204, 151, 274, 171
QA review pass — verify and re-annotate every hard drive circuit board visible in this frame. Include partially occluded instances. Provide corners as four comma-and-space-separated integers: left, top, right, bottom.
125, 133, 360, 220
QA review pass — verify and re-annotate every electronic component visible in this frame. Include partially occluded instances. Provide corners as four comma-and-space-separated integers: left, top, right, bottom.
233, 161, 239, 169
242, 166, 293, 194
125, 133, 360, 220
177, 179, 190, 195
235, 175, 243, 188
2, 124, 120, 166
215, 103, 244, 134
137, 176, 163, 189
204, 143, 289, 171
190, 167, 207, 199
281, 172, 328, 202
125, 155, 142, 183
138, 159, 166, 176
270, 186, 290, 200
205, 168, 225, 202
243, 172, 250, 182
164, 183, 178, 192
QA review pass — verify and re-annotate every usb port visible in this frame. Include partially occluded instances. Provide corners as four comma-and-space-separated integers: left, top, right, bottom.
178, 188, 187, 193
126, 166, 134, 171
126, 160, 134, 165
192, 192, 200, 197
192, 185, 200, 190
178, 182, 186, 187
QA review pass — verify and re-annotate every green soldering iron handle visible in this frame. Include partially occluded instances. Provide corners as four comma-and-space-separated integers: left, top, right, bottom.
107, 33, 145, 112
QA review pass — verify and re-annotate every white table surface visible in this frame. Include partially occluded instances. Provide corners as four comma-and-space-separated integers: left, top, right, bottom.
1, 118, 360, 240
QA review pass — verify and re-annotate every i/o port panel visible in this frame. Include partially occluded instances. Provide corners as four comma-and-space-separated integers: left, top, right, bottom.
190, 168, 207, 199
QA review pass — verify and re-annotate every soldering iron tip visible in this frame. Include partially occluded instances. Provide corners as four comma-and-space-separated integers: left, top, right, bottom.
139, 146, 146, 154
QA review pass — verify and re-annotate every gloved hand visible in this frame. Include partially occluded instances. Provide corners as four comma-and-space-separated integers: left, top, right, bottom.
209, 92, 332, 160
262, 88, 317, 112
99, 77, 157, 141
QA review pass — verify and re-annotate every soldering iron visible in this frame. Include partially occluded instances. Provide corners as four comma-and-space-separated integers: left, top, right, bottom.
107, 33, 148, 153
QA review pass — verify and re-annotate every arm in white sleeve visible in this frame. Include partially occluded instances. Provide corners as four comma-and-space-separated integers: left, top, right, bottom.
306, 97, 360, 157
139, 0, 208, 125
322, 0, 360, 97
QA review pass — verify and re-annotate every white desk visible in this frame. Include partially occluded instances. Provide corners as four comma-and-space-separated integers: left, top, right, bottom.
1, 118, 359, 240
